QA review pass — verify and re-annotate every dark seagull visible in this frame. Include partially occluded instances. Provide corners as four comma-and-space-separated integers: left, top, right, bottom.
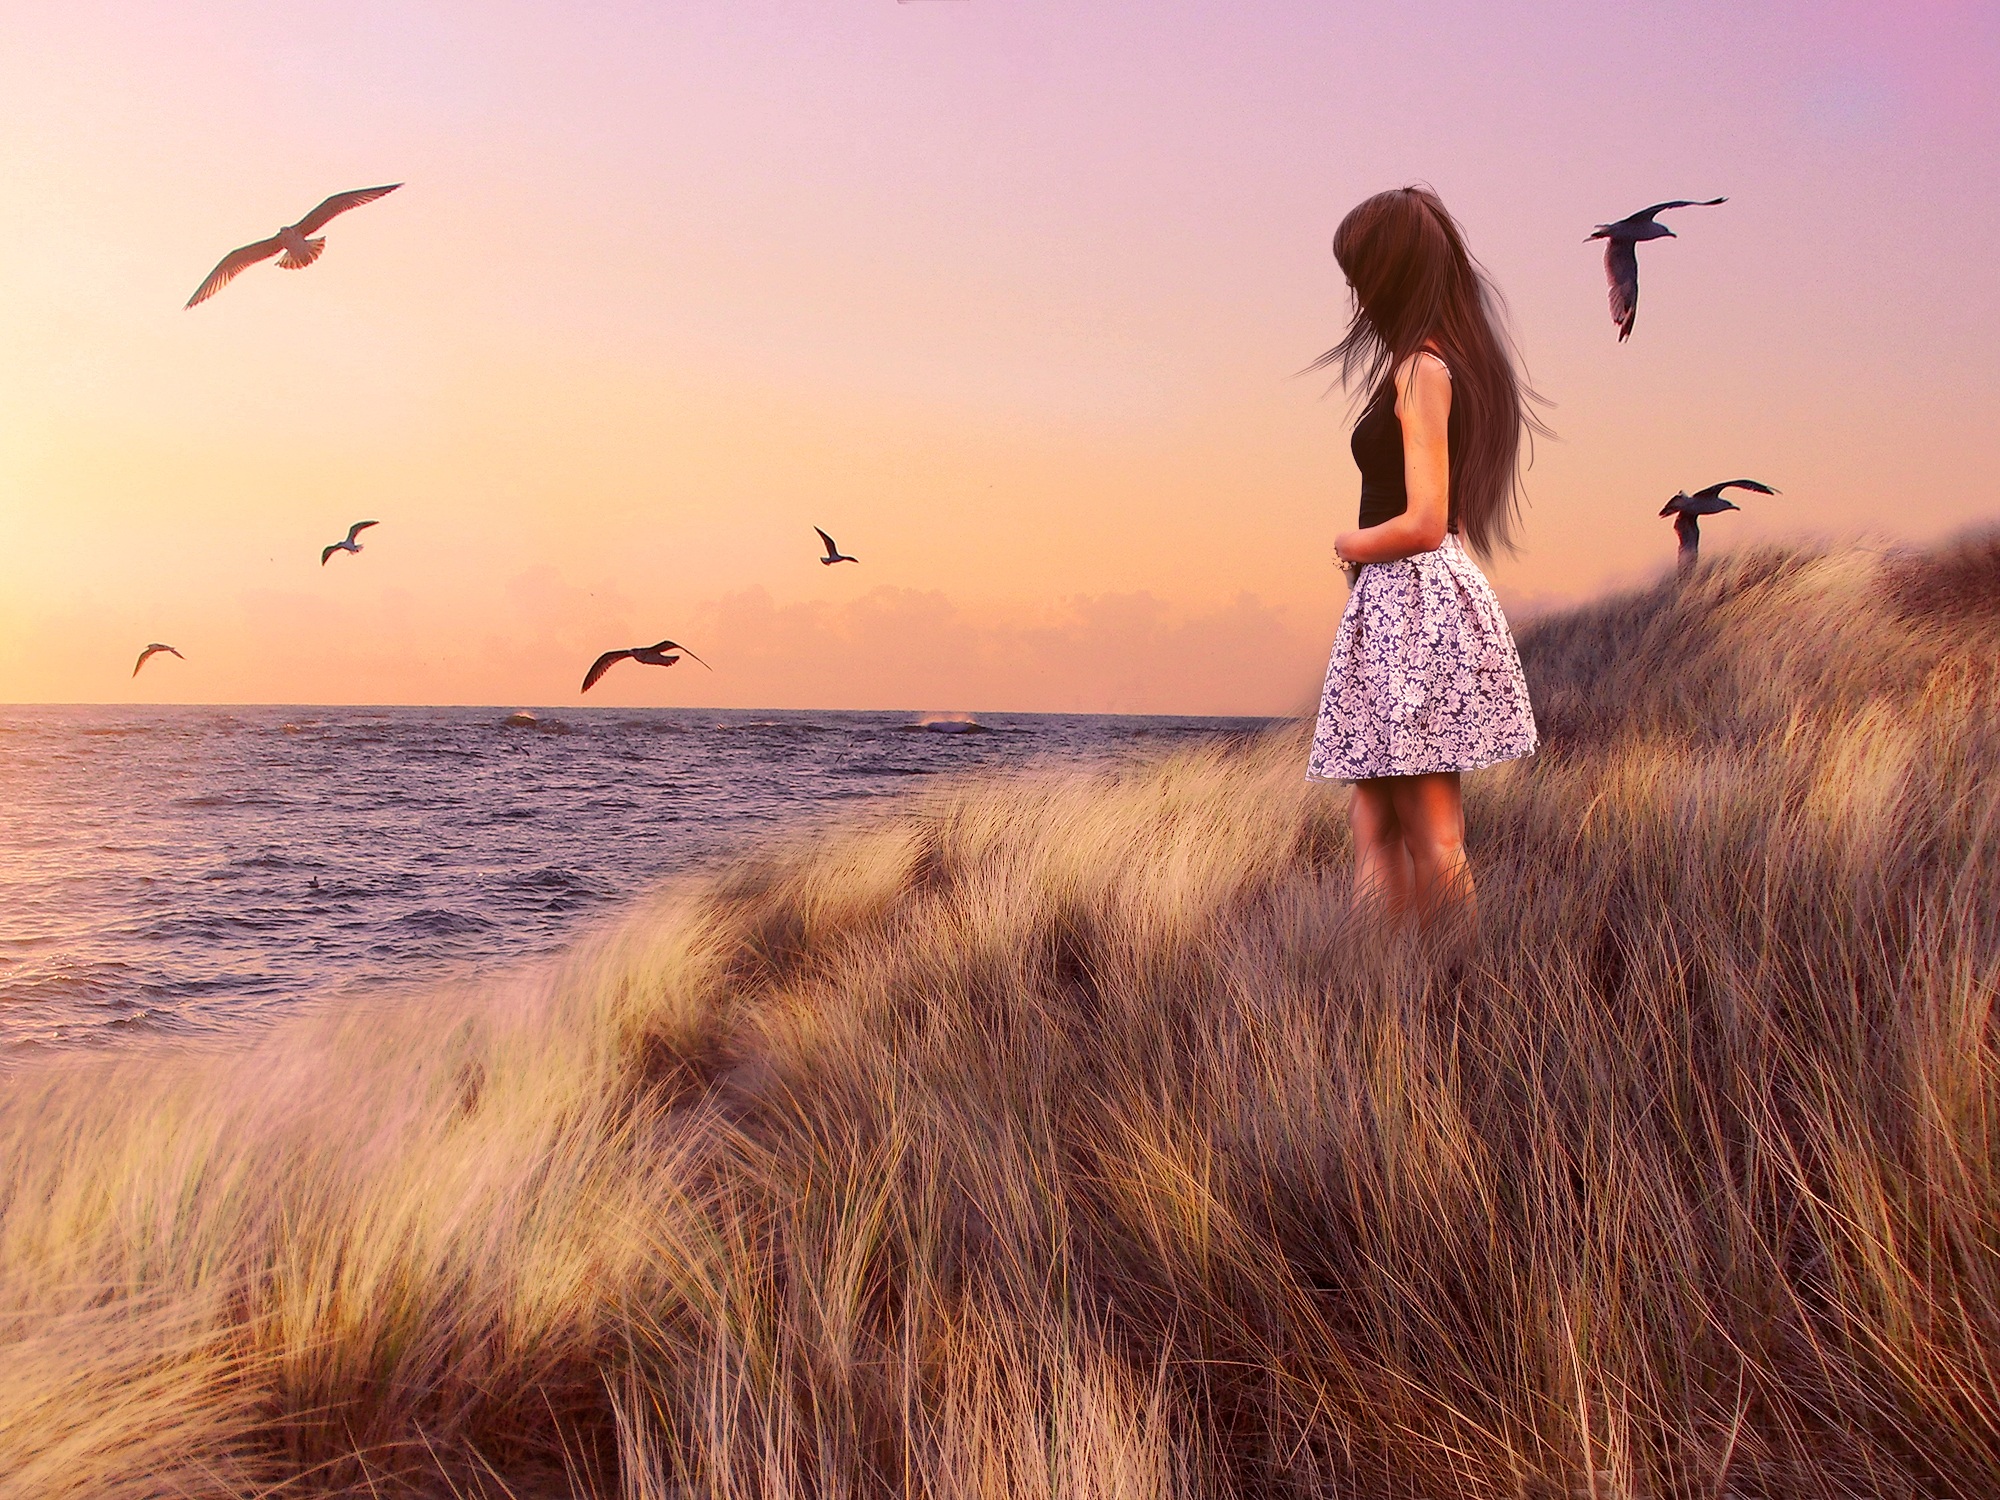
581, 640, 713, 694
133, 643, 183, 677
185, 184, 403, 309
322, 520, 379, 566
1587, 197, 1726, 342
815, 527, 858, 565
1660, 479, 1777, 574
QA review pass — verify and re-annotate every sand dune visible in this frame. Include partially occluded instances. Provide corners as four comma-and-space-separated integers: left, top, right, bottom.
2, 536, 1998, 1498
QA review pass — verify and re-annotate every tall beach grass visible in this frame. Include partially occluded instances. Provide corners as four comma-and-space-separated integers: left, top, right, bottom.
3, 535, 1998, 1497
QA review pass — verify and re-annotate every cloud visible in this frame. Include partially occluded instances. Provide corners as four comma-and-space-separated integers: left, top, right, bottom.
1, 562, 1332, 715
677, 583, 1329, 715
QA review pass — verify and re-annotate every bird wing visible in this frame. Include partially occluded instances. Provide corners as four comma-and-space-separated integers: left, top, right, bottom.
1659, 495, 1686, 518
653, 640, 713, 670
582, 650, 631, 693
1692, 479, 1777, 502
185, 236, 284, 308
294, 183, 402, 236
133, 644, 180, 675
814, 527, 839, 558
321, 543, 340, 565
1604, 239, 1638, 339
1632, 196, 1726, 222
346, 520, 380, 544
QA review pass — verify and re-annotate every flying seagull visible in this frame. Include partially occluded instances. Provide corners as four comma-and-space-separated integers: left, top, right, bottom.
185, 184, 403, 309
815, 527, 858, 565
581, 639, 713, 694
321, 520, 378, 566
1660, 479, 1777, 573
1586, 197, 1726, 342
133, 643, 183, 677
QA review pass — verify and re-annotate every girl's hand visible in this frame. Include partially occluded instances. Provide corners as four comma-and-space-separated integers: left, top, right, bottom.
1333, 536, 1360, 584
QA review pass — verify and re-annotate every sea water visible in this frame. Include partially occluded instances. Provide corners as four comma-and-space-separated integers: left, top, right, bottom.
0, 706, 1273, 1053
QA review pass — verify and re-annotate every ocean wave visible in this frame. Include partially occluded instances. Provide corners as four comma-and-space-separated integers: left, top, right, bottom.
129, 912, 300, 940
175, 793, 299, 810
4, 703, 1249, 1050
390, 908, 498, 937
224, 851, 301, 871
0, 961, 149, 1009
504, 867, 598, 893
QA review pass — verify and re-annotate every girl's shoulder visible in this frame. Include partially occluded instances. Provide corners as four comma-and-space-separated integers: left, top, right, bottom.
1393, 345, 1453, 415
1400, 344, 1452, 381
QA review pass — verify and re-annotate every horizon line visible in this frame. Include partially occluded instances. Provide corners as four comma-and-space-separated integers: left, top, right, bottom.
0, 700, 1293, 719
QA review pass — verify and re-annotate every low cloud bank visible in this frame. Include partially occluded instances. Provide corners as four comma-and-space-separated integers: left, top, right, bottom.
683, 583, 1328, 715
10, 573, 1334, 715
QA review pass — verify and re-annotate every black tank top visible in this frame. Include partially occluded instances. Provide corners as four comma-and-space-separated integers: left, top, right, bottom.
1352, 353, 1461, 532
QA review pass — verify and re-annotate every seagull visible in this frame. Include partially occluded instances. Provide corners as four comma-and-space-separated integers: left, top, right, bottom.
581, 640, 713, 693
185, 184, 403, 309
321, 520, 379, 566
1586, 198, 1726, 342
815, 527, 858, 565
1660, 479, 1777, 573
133, 643, 183, 677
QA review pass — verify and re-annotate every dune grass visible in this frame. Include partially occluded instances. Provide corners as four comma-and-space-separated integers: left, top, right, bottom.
3, 535, 1999, 1498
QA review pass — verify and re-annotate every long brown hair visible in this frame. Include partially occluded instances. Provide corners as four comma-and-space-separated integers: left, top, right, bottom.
1309, 185, 1550, 559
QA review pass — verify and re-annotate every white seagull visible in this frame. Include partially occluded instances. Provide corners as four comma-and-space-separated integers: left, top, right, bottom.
133, 643, 183, 677
815, 527, 858, 565
582, 640, 713, 694
185, 184, 403, 309
1585, 197, 1726, 342
321, 520, 379, 566
1660, 479, 1778, 573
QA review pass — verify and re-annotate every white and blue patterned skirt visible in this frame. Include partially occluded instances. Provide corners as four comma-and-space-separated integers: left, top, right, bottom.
1307, 533, 1538, 782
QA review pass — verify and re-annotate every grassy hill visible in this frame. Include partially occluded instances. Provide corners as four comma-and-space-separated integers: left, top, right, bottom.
3, 536, 1998, 1498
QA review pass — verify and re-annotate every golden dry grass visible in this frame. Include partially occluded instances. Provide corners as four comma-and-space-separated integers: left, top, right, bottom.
3, 535, 1999, 1498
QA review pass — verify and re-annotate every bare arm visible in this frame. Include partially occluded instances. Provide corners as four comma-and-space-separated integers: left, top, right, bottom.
1334, 352, 1452, 568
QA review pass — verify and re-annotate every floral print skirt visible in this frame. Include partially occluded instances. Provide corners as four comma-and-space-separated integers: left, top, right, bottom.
1307, 533, 1538, 782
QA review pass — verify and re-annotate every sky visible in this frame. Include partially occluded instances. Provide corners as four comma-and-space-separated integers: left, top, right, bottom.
1, 0, 1995, 712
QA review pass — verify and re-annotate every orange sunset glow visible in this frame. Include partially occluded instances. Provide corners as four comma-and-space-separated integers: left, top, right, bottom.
3, 1, 1995, 711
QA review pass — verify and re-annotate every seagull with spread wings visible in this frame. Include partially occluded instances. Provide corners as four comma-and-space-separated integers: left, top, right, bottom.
815, 527, 858, 565
321, 520, 379, 566
185, 184, 403, 309
133, 643, 183, 677
1586, 197, 1726, 342
581, 640, 713, 694
1660, 479, 1777, 573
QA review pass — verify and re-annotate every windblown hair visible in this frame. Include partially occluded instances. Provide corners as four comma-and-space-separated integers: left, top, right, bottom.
1311, 185, 1550, 559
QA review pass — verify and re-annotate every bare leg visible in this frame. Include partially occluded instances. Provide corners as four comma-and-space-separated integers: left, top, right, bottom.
1349, 779, 1415, 919
1386, 771, 1473, 930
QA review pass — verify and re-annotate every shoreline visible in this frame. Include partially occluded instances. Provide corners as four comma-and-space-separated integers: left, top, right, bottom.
1, 707, 1281, 1057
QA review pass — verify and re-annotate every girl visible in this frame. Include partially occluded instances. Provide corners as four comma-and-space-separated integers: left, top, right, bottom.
1307, 186, 1545, 927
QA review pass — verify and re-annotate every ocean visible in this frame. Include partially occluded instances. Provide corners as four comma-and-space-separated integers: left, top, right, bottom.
0, 705, 1276, 1055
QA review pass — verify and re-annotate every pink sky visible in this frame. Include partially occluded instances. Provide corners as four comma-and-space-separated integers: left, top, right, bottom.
1, 0, 1994, 711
